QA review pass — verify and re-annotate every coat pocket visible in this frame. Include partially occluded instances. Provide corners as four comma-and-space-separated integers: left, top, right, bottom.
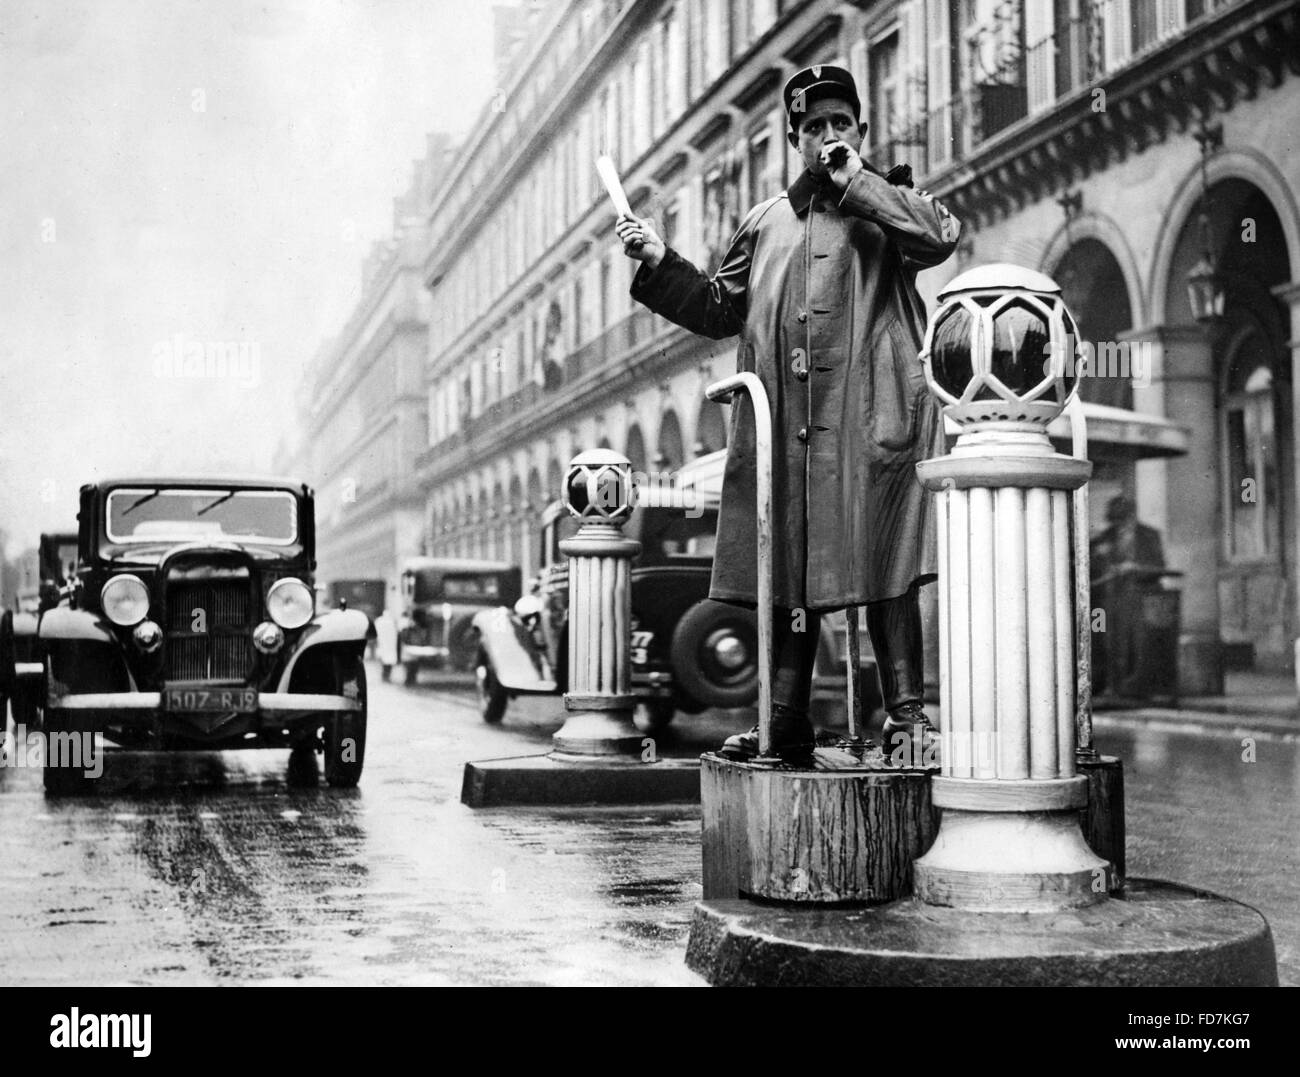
870, 321, 926, 453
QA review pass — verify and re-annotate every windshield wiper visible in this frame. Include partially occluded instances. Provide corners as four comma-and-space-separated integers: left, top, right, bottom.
195, 491, 236, 517
121, 489, 161, 516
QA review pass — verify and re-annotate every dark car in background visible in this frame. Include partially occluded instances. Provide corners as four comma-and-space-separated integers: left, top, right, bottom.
35, 477, 370, 794
6, 531, 79, 728
396, 558, 521, 682
471, 454, 879, 729
472, 482, 762, 729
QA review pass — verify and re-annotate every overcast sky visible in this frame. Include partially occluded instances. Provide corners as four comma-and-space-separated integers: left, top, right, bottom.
0, 0, 497, 555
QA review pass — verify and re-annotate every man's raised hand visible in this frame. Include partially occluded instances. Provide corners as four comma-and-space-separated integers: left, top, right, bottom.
616, 213, 665, 268
820, 139, 864, 190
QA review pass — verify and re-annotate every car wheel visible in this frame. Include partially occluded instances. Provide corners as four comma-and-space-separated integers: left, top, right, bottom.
641, 701, 675, 732
42, 709, 95, 796
403, 660, 420, 686
449, 623, 478, 672
0, 611, 13, 717
668, 600, 760, 710
324, 658, 367, 788
380, 664, 393, 683
11, 679, 43, 730
475, 651, 508, 724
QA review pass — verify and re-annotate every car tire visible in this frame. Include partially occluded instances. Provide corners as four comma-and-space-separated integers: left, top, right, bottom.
668, 600, 760, 710
0, 611, 14, 714
380, 664, 393, 683
11, 679, 43, 730
475, 651, 508, 724
449, 622, 478, 673
403, 660, 420, 686
42, 709, 95, 796
324, 658, 367, 788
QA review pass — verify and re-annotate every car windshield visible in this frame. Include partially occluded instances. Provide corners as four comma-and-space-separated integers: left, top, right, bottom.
414, 572, 503, 602
543, 506, 719, 565
105, 488, 299, 545
636, 507, 719, 561
46, 542, 78, 580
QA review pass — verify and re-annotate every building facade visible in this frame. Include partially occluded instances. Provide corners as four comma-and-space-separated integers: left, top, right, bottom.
402, 0, 1297, 696
909, 0, 1300, 692
289, 134, 456, 604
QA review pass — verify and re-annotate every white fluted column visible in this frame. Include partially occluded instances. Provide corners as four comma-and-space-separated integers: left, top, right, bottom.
914, 427, 1108, 911
551, 450, 644, 758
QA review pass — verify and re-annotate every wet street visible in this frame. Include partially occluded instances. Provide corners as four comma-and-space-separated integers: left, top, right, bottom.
0, 668, 1296, 986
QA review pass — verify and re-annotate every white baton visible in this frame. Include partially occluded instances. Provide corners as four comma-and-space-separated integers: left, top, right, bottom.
596, 155, 633, 218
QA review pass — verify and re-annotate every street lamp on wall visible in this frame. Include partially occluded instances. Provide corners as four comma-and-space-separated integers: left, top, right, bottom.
1187, 121, 1226, 327
1186, 254, 1225, 324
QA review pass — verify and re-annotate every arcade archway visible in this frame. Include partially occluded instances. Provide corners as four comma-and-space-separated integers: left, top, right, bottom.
1162, 178, 1293, 674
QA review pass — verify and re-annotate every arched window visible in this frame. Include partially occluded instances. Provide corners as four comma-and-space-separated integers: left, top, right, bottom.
1052, 238, 1133, 410
656, 410, 684, 473
1223, 326, 1279, 563
694, 397, 728, 456
624, 424, 648, 473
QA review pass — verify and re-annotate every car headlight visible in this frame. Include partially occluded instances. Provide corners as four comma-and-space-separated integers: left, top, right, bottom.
102, 574, 150, 627
267, 577, 314, 630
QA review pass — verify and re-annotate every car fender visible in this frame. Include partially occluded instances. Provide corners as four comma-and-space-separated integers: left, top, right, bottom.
275, 608, 370, 690
471, 608, 556, 693
37, 607, 116, 644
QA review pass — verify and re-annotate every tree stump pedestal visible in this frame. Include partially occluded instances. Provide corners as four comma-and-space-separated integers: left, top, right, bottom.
700, 750, 940, 904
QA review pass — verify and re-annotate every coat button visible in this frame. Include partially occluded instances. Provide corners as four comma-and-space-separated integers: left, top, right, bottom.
797, 427, 808, 441
797, 311, 808, 323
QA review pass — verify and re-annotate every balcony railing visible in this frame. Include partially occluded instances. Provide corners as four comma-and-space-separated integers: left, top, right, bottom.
565, 307, 659, 384
418, 308, 667, 470
884, 0, 1246, 181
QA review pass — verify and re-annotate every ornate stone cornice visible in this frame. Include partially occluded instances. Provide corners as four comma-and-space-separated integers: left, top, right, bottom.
933, 1, 1300, 231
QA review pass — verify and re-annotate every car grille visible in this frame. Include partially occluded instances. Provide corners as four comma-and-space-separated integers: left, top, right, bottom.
165, 580, 254, 681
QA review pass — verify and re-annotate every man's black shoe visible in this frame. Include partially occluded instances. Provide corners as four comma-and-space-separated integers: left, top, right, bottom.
881, 702, 940, 766
719, 705, 816, 762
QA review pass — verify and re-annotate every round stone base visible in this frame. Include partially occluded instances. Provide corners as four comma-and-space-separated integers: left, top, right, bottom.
551, 708, 642, 756
685, 879, 1277, 986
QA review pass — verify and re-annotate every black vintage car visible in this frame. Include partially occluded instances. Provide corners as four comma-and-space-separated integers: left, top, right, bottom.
7, 530, 79, 728
396, 558, 521, 682
472, 483, 765, 729
471, 456, 880, 730
35, 477, 369, 793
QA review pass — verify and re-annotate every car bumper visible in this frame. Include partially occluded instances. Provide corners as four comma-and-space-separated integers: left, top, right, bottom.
400, 644, 448, 660
15, 662, 43, 678
51, 692, 361, 718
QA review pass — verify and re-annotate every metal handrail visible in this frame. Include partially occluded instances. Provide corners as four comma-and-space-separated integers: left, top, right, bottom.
705, 372, 772, 755
1065, 394, 1096, 759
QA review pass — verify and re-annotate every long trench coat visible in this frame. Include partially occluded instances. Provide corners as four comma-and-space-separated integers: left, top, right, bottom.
630, 166, 961, 611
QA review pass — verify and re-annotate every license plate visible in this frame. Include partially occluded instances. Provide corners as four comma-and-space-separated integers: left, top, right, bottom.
164, 686, 258, 713
630, 630, 654, 666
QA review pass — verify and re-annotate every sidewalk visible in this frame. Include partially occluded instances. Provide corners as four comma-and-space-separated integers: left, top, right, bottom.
1092, 671, 1300, 740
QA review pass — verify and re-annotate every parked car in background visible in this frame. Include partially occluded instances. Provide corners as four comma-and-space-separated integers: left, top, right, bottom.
471, 452, 880, 729
396, 558, 521, 682
36, 477, 369, 794
8, 530, 78, 728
